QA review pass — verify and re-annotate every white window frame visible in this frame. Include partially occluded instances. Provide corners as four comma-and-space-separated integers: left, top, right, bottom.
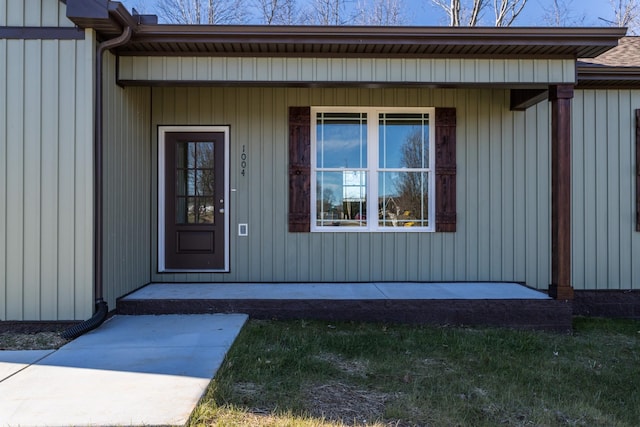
311, 106, 436, 233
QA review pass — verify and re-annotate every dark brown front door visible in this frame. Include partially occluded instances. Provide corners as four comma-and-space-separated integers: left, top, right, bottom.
164, 131, 226, 270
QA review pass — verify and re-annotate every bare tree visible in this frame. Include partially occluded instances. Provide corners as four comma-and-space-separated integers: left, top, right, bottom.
305, 0, 349, 25
255, 0, 300, 24
597, 1, 640, 34
607, 0, 640, 30
126, 0, 151, 14
429, 0, 527, 26
157, 0, 248, 24
354, 0, 407, 25
542, 0, 585, 26
429, 0, 485, 26
493, 0, 526, 26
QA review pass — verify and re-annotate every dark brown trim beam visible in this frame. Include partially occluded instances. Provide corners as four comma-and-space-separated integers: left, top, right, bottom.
636, 110, 640, 232
510, 89, 549, 111
549, 84, 574, 300
577, 66, 640, 88
131, 25, 625, 49
115, 26, 624, 58
0, 26, 85, 40
66, 0, 109, 19
116, 80, 555, 89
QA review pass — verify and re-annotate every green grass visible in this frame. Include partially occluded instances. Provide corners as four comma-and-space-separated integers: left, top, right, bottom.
188, 317, 640, 426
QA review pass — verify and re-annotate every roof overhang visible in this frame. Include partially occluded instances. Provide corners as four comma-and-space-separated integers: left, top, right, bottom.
577, 64, 640, 88
64, 1, 626, 59
114, 26, 626, 58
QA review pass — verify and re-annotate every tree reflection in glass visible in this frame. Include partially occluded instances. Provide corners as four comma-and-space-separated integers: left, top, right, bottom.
176, 141, 215, 224
378, 114, 429, 227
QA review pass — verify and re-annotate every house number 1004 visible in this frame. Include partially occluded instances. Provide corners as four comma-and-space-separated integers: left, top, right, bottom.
241, 145, 247, 176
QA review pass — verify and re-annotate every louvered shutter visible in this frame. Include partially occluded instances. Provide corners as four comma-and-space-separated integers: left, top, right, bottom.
435, 108, 457, 232
288, 107, 311, 232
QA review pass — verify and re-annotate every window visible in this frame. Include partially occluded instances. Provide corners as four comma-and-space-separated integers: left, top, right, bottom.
311, 107, 435, 232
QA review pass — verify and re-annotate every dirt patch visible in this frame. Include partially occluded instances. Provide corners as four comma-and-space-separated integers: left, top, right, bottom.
303, 381, 400, 426
0, 332, 68, 350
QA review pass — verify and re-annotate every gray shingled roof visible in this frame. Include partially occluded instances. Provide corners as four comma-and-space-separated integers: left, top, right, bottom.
580, 36, 640, 67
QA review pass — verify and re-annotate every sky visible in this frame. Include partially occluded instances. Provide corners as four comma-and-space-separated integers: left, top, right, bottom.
119, 0, 621, 27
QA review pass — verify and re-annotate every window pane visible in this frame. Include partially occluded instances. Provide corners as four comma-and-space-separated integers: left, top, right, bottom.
316, 171, 367, 227
195, 142, 214, 168
176, 197, 196, 224
176, 170, 195, 196
176, 197, 188, 224
316, 112, 367, 168
378, 172, 429, 227
197, 197, 215, 224
195, 170, 214, 196
176, 197, 215, 224
176, 142, 197, 169
379, 113, 429, 169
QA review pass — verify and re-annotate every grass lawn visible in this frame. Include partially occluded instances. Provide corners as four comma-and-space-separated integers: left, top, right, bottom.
189, 317, 640, 427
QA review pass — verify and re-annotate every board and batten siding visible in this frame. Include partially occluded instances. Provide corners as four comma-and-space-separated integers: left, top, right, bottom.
0, 0, 72, 27
150, 87, 552, 289
0, 0, 94, 321
120, 57, 576, 86
572, 89, 640, 290
102, 52, 152, 310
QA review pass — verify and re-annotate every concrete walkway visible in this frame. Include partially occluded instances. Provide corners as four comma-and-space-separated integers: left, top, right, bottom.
0, 314, 247, 427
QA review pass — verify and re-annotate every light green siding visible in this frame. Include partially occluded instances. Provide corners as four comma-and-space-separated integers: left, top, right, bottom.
102, 52, 152, 310
150, 87, 553, 289
572, 89, 640, 290
120, 57, 576, 85
0, 0, 94, 320
0, 0, 71, 27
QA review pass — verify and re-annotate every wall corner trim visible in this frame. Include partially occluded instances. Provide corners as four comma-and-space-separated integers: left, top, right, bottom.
636, 109, 640, 232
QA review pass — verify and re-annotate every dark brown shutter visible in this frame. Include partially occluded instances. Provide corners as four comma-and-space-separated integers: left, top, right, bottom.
288, 106, 311, 232
435, 107, 457, 232
636, 110, 640, 232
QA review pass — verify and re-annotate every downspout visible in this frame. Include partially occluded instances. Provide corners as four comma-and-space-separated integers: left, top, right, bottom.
62, 25, 133, 339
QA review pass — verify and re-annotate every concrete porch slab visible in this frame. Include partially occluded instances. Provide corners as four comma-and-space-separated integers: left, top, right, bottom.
122, 282, 550, 301
118, 282, 571, 332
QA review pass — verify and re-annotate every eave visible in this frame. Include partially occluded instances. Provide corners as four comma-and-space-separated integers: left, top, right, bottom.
576, 65, 640, 89
114, 26, 625, 58
64, 2, 626, 59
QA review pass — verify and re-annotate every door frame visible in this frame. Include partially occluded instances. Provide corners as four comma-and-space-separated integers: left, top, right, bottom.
158, 125, 230, 272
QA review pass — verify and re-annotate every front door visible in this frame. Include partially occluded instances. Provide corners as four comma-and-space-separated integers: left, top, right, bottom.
159, 127, 229, 271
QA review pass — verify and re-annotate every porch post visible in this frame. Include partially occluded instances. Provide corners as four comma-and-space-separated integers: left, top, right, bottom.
548, 84, 574, 300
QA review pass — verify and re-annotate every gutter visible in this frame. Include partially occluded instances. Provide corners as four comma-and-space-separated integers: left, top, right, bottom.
62, 23, 133, 340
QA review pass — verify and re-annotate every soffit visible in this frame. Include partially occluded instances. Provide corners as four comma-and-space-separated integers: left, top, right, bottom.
576, 37, 640, 88
63, 2, 625, 59
114, 26, 624, 58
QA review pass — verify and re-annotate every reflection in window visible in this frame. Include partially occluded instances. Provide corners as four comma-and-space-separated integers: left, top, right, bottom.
312, 108, 433, 231
316, 171, 367, 227
316, 112, 367, 168
316, 112, 367, 227
175, 141, 215, 224
378, 113, 430, 228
